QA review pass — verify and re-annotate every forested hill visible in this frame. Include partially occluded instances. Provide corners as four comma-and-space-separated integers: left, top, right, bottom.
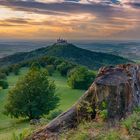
0, 43, 132, 69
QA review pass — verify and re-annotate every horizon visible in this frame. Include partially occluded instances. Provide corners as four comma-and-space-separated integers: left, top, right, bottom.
0, 38, 140, 43
0, 0, 140, 40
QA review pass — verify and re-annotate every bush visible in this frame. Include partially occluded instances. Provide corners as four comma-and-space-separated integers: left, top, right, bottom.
14, 68, 20, 75
54, 59, 63, 67
104, 131, 121, 140
67, 67, 96, 90
4, 68, 59, 120
99, 109, 108, 120
12, 128, 32, 140
57, 62, 75, 76
121, 112, 140, 133
11, 64, 20, 75
46, 65, 55, 76
0, 80, 9, 89
0, 68, 10, 76
45, 57, 56, 65
30, 61, 41, 70
0, 72, 7, 79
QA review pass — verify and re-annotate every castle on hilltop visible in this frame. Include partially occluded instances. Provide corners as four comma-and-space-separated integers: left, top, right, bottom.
56, 38, 67, 44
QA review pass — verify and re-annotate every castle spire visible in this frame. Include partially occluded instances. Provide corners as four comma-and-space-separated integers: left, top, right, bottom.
56, 38, 67, 44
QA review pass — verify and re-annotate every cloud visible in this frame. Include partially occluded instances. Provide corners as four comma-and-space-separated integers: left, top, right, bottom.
0, 0, 139, 17
0, 0, 125, 20
128, 2, 140, 9
0, 0, 139, 40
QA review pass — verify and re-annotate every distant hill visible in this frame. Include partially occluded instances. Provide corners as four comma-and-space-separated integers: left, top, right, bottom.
0, 43, 132, 69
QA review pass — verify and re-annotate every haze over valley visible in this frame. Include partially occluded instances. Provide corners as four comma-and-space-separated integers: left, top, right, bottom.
0, 40, 140, 61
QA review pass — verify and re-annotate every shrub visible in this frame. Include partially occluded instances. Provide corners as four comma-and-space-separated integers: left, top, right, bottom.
0, 80, 9, 89
11, 64, 20, 75
67, 67, 96, 90
0, 72, 7, 79
99, 109, 108, 120
12, 128, 32, 140
30, 61, 41, 70
0, 68, 10, 76
57, 62, 75, 76
54, 59, 63, 67
45, 57, 56, 65
104, 131, 121, 140
46, 65, 55, 76
121, 111, 140, 133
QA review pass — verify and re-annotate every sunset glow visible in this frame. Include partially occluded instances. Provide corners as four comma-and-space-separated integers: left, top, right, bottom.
0, 0, 139, 40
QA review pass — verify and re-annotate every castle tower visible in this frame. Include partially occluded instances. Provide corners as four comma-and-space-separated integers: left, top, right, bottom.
56, 38, 67, 44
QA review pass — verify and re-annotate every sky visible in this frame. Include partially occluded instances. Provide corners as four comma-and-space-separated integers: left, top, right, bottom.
0, 0, 140, 40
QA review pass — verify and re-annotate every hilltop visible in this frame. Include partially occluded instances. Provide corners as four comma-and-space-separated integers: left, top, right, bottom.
0, 42, 132, 69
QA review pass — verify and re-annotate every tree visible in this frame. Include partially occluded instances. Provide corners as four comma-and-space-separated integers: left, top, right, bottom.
54, 59, 63, 67
68, 67, 96, 90
0, 68, 10, 76
46, 65, 55, 76
0, 72, 7, 80
11, 64, 20, 75
57, 62, 75, 76
30, 61, 41, 70
4, 69, 59, 120
0, 80, 9, 89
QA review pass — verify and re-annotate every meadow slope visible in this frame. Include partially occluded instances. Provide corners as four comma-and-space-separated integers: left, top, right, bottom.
0, 68, 85, 140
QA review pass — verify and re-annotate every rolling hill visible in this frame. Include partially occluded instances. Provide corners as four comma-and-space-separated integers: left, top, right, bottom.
0, 43, 132, 69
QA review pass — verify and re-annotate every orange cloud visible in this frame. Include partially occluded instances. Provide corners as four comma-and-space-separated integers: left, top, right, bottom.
0, 0, 139, 40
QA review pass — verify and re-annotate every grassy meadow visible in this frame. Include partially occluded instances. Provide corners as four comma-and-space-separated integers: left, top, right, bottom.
0, 68, 85, 140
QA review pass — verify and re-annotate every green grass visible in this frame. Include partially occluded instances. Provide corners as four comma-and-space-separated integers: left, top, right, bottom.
61, 109, 140, 140
49, 72, 85, 111
0, 68, 85, 140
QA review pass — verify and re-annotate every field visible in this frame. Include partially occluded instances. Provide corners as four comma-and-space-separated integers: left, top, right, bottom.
0, 68, 85, 140
0, 41, 51, 58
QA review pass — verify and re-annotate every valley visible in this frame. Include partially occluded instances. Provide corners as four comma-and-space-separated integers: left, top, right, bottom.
0, 41, 52, 58
0, 67, 85, 140
0, 40, 140, 61
76, 40, 140, 61
0, 41, 139, 140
